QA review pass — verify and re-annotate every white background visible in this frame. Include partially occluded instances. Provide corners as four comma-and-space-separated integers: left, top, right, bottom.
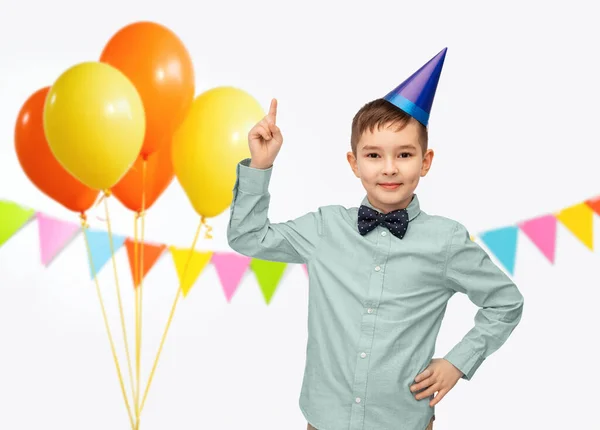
1, 1, 599, 429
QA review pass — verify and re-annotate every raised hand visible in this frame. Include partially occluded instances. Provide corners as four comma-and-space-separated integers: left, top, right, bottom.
248, 98, 284, 169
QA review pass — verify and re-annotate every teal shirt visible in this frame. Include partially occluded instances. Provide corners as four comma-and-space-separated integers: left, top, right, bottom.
227, 158, 524, 430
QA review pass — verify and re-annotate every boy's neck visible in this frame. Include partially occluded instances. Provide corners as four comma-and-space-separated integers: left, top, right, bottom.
365, 193, 415, 214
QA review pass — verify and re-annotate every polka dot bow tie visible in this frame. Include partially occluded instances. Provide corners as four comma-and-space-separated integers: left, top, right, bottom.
357, 205, 409, 239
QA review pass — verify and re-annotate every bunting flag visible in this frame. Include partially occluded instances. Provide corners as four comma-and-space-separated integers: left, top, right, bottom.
84, 229, 127, 279
0, 201, 35, 247
586, 196, 600, 216
170, 247, 213, 297
250, 259, 288, 304
212, 252, 252, 302
479, 226, 519, 275
518, 215, 557, 264
37, 213, 81, 266
1, 194, 600, 299
556, 202, 594, 250
125, 239, 166, 288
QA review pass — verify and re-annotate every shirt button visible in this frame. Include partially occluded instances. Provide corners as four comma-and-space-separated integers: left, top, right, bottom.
381, 231, 387, 236
374, 266, 381, 271
360, 352, 367, 358
355, 397, 361, 404
367, 308, 373, 314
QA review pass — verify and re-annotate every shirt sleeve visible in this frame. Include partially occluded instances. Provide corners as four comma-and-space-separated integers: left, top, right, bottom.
226, 158, 324, 264
442, 221, 525, 381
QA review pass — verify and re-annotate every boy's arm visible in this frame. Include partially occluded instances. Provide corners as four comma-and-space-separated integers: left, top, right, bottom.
442, 222, 525, 381
227, 158, 324, 264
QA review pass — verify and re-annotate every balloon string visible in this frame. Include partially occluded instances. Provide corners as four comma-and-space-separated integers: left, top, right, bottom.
133, 213, 141, 429
140, 218, 203, 413
102, 191, 137, 411
80, 213, 135, 430
134, 158, 148, 430
92, 191, 110, 222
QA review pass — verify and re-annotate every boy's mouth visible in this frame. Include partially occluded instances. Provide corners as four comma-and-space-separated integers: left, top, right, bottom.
378, 183, 401, 190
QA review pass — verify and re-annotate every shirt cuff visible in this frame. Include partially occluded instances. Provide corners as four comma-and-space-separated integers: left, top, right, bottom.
443, 342, 485, 381
236, 158, 273, 195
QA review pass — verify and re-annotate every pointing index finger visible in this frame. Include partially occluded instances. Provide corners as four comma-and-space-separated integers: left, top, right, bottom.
268, 98, 278, 121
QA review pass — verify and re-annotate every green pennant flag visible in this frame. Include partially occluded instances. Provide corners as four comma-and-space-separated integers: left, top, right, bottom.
0, 201, 35, 247
250, 259, 288, 305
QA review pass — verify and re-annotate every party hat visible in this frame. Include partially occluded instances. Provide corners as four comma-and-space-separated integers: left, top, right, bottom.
383, 47, 447, 127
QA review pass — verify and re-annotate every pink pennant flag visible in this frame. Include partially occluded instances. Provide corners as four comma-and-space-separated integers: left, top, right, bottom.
518, 214, 557, 264
211, 252, 251, 302
302, 264, 308, 276
37, 213, 81, 266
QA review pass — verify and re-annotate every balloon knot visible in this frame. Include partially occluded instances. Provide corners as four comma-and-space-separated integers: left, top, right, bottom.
79, 213, 89, 228
103, 189, 112, 198
200, 216, 213, 240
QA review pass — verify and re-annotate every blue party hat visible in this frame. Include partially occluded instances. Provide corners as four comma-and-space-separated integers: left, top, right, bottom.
383, 47, 447, 127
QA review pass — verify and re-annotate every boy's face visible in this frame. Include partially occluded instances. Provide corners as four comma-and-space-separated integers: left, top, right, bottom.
347, 121, 434, 214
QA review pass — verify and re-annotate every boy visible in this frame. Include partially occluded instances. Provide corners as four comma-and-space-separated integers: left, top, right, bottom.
227, 47, 524, 430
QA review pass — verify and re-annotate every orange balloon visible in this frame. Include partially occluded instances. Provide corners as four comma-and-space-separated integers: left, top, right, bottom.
14, 87, 99, 213
111, 148, 174, 213
99, 21, 195, 158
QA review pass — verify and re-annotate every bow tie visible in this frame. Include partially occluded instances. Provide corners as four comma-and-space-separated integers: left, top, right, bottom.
358, 205, 409, 239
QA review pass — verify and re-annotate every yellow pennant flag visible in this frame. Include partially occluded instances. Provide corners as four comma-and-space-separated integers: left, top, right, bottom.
170, 247, 213, 297
556, 203, 594, 250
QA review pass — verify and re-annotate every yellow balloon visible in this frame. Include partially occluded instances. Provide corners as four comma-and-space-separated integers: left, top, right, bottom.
172, 87, 265, 218
43, 61, 145, 190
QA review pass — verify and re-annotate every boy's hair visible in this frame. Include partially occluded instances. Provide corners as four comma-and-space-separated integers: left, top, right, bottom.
350, 98, 428, 156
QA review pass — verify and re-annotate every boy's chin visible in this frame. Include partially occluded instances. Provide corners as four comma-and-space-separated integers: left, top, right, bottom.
370, 189, 412, 206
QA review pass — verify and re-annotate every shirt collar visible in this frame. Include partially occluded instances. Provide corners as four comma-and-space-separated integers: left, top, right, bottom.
360, 193, 421, 221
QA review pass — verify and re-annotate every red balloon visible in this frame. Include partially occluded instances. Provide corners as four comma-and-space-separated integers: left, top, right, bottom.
100, 21, 195, 158
14, 87, 99, 213
111, 148, 174, 213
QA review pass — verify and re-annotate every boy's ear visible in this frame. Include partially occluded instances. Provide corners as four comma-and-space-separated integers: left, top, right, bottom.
347, 151, 359, 177
421, 149, 434, 177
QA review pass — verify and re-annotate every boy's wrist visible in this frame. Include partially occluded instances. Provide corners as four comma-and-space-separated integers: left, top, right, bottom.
238, 158, 273, 195
249, 160, 273, 170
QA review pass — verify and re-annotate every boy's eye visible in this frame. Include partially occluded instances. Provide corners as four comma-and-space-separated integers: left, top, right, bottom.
367, 153, 379, 158
399, 152, 412, 158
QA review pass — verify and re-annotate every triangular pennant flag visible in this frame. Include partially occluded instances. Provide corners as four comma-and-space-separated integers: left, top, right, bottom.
0, 201, 35, 247
518, 214, 557, 264
585, 196, 600, 216
479, 226, 519, 275
37, 213, 80, 266
84, 229, 127, 278
170, 247, 213, 297
125, 239, 166, 288
302, 264, 308, 276
250, 259, 288, 305
211, 252, 251, 302
556, 202, 594, 250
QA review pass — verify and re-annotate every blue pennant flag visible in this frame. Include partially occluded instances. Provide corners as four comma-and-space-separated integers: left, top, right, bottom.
479, 226, 519, 275
84, 229, 127, 279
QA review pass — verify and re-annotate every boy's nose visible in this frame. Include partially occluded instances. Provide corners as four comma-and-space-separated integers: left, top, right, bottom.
382, 161, 399, 175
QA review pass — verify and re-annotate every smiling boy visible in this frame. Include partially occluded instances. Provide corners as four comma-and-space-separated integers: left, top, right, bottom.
227, 47, 524, 430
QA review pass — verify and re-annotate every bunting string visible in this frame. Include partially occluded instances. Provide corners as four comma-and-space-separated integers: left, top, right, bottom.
1, 194, 600, 303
